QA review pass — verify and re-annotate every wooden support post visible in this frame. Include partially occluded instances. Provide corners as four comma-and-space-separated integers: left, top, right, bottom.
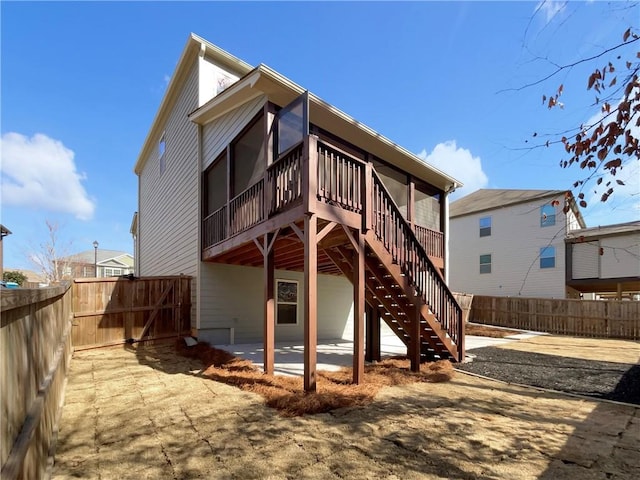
362, 162, 373, 232
365, 304, 381, 363
372, 305, 381, 362
410, 304, 421, 372
303, 135, 318, 214
353, 230, 365, 384
264, 234, 275, 375
304, 214, 318, 392
365, 304, 373, 363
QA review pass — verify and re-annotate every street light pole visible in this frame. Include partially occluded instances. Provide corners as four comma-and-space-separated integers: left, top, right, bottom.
93, 240, 99, 278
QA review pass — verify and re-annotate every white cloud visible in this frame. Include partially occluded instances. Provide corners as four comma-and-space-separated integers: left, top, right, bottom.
535, 1, 566, 23
417, 140, 489, 199
0, 132, 95, 220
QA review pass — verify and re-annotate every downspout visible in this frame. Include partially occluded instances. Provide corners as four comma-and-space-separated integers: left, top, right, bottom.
196, 123, 203, 336
443, 182, 458, 285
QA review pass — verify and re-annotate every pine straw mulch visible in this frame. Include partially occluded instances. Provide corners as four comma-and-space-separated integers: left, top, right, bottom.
465, 323, 522, 338
176, 340, 454, 416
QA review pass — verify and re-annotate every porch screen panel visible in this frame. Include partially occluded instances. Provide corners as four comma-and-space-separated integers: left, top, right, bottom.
414, 183, 440, 231
373, 161, 408, 216
205, 156, 227, 215
233, 115, 265, 195
275, 91, 309, 157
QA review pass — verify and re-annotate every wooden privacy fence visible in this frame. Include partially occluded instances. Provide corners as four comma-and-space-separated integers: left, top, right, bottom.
72, 275, 192, 348
470, 295, 640, 340
1, 283, 73, 480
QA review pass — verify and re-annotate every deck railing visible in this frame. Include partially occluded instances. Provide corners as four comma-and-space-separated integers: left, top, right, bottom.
414, 224, 444, 259
203, 136, 443, 262
229, 179, 264, 236
267, 143, 303, 215
203, 205, 227, 247
372, 172, 462, 350
317, 141, 363, 213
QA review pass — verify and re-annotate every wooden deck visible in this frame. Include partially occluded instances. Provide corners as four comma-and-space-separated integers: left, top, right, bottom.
201, 134, 463, 391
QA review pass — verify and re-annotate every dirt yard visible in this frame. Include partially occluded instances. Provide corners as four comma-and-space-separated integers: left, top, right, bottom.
53, 338, 640, 479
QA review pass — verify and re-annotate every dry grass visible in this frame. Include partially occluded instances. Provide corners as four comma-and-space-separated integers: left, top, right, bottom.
176, 341, 454, 416
465, 323, 521, 338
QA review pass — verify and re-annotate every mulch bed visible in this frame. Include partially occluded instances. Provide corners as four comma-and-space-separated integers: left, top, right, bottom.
457, 346, 640, 405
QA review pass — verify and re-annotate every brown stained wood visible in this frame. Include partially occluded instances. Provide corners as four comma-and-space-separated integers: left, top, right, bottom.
303, 214, 318, 392
264, 233, 276, 375
352, 231, 365, 384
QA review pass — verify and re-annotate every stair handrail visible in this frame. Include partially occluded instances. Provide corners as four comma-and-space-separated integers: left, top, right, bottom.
370, 169, 463, 350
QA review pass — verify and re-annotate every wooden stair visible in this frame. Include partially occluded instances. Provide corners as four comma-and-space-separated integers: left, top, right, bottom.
325, 237, 459, 362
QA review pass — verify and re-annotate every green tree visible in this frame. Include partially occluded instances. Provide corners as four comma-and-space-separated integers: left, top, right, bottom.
3, 270, 28, 286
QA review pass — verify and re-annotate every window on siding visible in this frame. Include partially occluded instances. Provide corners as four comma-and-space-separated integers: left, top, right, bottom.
540, 246, 556, 269
159, 133, 167, 175
276, 280, 298, 325
479, 254, 492, 274
479, 216, 491, 237
540, 204, 556, 227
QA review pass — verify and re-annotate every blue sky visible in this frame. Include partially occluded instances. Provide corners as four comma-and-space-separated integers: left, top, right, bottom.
1, 1, 638, 271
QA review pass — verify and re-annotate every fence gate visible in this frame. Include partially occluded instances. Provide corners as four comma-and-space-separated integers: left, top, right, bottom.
72, 275, 191, 348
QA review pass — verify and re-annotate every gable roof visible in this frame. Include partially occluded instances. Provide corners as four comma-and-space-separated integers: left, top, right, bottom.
134, 33, 253, 175
450, 189, 569, 218
66, 250, 134, 267
135, 33, 462, 193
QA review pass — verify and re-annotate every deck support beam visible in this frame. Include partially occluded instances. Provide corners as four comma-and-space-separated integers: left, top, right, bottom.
352, 230, 365, 384
304, 214, 318, 392
365, 304, 381, 362
410, 304, 421, 372
257, 231, 278, 375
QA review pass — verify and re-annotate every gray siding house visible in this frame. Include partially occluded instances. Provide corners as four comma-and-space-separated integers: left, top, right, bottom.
134, 34, 464, 389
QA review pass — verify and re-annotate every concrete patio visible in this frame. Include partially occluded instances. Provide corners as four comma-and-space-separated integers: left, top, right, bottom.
213, 329, 547, 376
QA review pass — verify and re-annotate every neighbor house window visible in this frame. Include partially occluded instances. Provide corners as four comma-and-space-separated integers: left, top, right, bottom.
104, 268, 122, 277
540, 204, 555, 227
159, 133, 166, 175
479, 216, 491, 237
276, 280, 298, 325
479, 254, 492, 274
540, 246, 556, 269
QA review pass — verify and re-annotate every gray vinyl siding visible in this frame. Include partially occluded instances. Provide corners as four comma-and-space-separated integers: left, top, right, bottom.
138, 59, 200, 310
198, 263, 354, 345
572, 243, 600, 279
601, 234, 640, 278
449, 195, 569, 298
202, 95, 267, 170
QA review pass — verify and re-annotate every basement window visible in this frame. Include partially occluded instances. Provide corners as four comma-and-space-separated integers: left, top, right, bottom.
276, 280, 298, 325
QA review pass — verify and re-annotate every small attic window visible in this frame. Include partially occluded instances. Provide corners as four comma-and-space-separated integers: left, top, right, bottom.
159, 133, 166, 175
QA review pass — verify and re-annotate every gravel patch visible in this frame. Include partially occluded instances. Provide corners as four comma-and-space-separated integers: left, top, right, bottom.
457, 346, 640, 405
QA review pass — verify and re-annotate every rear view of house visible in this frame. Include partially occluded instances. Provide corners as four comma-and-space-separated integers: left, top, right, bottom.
133, 34, 463, 390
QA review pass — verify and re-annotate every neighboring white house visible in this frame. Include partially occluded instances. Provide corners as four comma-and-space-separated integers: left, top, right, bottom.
566, 221, 640, 300
63, 249, 135, 279
132, 33, 465, 377
449, 189, 586, 298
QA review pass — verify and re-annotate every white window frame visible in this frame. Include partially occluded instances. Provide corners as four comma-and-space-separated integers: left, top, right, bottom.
479, 216, 492, 237
540, 246, 556, 269
159, 132, 167, 175
276, 279, 299, 326
479, 254, 492, 274
540, 204, 556, 227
